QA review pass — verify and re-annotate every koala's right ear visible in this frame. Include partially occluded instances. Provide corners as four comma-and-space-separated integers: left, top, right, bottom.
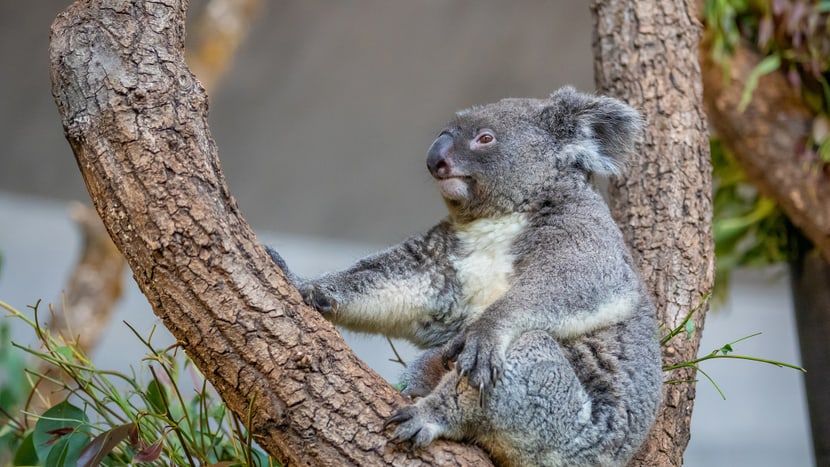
541, 86, 644, 177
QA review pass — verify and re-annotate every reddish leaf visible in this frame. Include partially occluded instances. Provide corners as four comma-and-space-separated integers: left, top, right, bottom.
76, 423, 137, 467
133, 438, 164, 462
758, 16, 774, 49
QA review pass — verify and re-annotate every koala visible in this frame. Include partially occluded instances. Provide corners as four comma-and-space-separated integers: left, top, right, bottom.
269, 87, 662, 467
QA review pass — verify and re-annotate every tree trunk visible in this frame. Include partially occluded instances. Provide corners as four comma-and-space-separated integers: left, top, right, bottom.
591, 2, 714, 466
49, 1, 491, 465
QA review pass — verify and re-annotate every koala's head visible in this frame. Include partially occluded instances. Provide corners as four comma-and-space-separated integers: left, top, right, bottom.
426, 86, 643, 221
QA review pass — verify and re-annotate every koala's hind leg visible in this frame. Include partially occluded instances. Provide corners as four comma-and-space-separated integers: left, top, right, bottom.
401, 347, 451, 399
387, 330, 628, 467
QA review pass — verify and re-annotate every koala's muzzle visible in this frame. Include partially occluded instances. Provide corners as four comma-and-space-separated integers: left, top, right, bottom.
427, 132, 454, 179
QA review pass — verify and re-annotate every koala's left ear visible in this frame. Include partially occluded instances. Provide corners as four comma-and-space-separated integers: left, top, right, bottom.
541, 86, 644, 176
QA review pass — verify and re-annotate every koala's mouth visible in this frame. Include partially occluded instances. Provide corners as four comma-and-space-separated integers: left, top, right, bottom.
435, 176, 472, 201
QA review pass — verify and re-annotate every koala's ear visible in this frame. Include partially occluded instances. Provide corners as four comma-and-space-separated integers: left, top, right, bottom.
541, 86, 644, 176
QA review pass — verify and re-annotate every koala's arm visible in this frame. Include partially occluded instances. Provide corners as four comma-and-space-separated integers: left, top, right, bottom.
447, 213, 644, 390
265, 245, 302, 287
299, 222, 461, 347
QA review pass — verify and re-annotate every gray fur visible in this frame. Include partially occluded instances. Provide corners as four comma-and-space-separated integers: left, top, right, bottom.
277, 87, 662, 466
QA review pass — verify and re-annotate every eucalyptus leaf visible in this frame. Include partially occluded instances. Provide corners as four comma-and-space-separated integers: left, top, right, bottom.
12, 432, 39, 466
738, 54, 781, 112
685, 320, 696, 340
45, 432, 89, 467
33, 400, 88, 458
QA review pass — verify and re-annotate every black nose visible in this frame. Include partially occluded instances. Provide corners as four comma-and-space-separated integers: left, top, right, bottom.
427, 133, 454, 178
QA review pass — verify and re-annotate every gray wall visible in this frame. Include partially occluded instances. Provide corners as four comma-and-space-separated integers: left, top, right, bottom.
0, 1, 593, 244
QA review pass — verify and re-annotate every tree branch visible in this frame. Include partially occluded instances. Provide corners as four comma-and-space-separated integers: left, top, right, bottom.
49, 1, 491, 464
591, 1, 714, 465
701, 40, 830, 263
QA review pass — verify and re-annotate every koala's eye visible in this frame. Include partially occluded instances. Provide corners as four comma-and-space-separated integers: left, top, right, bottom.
477, 134, 494, 144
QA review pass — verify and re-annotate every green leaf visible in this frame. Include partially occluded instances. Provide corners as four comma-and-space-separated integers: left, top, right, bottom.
53, 345, 75, 363
819, 138, 830, 163
0, 324, 27, 410
738, 54, 781, 112
45, 432, 89, 467
720, 343, 734, 355
13, 432, 39, 466
145, 379, 167, 414
77, 423, 137, 467
33, 400, 88, 459
684, 320, 696, 340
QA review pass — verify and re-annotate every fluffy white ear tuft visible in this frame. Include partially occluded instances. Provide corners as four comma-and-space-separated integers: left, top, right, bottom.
543, 87, 644, 177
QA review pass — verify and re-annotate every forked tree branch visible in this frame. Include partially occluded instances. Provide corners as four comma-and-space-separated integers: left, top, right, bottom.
49, 0, 491, 464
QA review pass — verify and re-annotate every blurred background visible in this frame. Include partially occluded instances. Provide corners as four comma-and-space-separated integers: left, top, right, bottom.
0, 1, 813, 465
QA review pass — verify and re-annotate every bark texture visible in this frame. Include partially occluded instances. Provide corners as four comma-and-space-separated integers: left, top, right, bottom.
591, 1, 714, 466
49, 1, 492, 465
701, 42, 830, 263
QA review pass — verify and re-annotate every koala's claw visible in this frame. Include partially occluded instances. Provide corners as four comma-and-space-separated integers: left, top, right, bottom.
385, 405, 441, 448
384, 406, 414, 429
299, 284, 338, 316
451, 329, 504, 393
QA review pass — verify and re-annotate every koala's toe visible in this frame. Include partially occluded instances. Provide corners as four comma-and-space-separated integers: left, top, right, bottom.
458, 342, 502, 392
385, 404, 443, 448
442, 334, 466, 368
300, 285, 337, 315
384, 406, 415, 429
412, 424, 440, 447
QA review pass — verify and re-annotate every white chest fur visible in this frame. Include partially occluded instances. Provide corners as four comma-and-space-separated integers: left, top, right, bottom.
453, 214, 528, 320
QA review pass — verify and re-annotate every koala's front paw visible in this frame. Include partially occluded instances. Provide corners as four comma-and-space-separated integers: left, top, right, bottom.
299, 283, 338, 317
443, 325, 503, 393
384, 404, 443, 448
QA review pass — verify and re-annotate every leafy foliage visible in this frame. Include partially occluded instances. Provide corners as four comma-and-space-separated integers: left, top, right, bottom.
711, 139, 794, 298
706, 0, 830, 114
704, 0, 830, 297
660, 294, 805, 399
0, 299, 278, 467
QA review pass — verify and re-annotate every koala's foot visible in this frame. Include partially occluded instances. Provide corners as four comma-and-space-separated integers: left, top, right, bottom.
299, 283, 338, 316
384, 404, 445, 448
443, 326, 503, 393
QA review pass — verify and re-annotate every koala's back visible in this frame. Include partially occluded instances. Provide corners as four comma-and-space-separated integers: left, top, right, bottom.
480, 299, 661, 467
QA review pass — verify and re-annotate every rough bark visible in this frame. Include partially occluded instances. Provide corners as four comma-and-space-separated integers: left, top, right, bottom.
49, 1, 492, 465
701, 42, 830, 264
591, 2, 714, 466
